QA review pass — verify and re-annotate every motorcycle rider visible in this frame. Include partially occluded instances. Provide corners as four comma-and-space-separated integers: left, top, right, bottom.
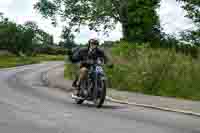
68, 38, 113, 96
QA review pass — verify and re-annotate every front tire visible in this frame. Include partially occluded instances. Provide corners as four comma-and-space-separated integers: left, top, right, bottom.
94, 80, 106, 108
75, 99, 84, 104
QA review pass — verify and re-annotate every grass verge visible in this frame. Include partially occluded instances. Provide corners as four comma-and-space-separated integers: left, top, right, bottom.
0, 54, 65, 68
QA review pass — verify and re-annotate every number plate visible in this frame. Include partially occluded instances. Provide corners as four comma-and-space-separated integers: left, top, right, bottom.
95, 66, 103, 73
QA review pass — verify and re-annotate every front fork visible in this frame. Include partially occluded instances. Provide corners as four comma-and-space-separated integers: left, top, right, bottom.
92, 72, 104, 99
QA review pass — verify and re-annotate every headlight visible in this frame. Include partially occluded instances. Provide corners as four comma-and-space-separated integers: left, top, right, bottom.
97, 59, 102, 65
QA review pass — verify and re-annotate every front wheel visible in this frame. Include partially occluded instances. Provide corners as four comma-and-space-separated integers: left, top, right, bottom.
72, 90, 84, 104
93, 79, 106, 108
75, 98, 84, 104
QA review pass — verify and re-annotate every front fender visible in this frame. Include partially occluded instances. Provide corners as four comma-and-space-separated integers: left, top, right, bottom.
100, 76, 107, 81
96, 73, 107, 81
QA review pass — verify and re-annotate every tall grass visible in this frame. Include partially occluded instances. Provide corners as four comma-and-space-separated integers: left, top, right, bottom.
106, 42, 200, 100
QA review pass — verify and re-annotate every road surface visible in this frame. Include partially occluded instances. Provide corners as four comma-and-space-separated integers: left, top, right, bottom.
0, 62, 199, 133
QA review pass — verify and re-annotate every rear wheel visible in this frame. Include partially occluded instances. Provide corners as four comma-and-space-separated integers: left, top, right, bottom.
93, 79, 106, 108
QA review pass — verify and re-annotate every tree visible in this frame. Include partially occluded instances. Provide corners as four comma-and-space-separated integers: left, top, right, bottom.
34, 0, 126, 35
177, 0, 200, 45
22, 21, 39, 55
0, 21, 24, 55
0, 12, 9, 24
0, 16, 55, 56
0, 12, 4, 21
58, 41, 64, 48
24, 21, 39, 31
61, 27, 76, 49
180, 30, 200, 46
34, 0, 161, 42
128, 0, 161, 43
177, 0, 200, 25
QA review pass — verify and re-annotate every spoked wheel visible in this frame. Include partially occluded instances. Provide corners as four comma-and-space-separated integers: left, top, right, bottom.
75, 99, 84, 104
93, 79, 106, 108
75, 95, 84, 104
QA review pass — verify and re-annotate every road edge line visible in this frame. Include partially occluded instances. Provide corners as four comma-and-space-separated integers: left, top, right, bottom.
106, 96, 200, 117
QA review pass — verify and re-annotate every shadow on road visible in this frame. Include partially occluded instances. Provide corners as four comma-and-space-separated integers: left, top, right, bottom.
72, 102, 127, 110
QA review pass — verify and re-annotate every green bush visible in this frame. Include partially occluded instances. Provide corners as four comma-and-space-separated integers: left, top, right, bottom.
0, 54, 64, 68
175, 44, 198, 59
36, 46, 68, 55
64, 63, 77, 80
153, 35, 199, 58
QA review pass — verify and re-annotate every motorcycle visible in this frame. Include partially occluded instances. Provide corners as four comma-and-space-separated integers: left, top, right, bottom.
72, 57, 107, 108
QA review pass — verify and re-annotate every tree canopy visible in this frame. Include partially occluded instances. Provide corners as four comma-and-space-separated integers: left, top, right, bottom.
128, 0, 160, 42
60, 26, 76, 49
0, 13, 55, 56
177, 0, 200, 45
34, 0, 161, 42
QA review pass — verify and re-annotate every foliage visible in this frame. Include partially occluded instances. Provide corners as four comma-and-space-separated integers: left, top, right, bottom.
59, 26, 76, 49
34, 0, 161, 42
157, 33, 199, 58
38, 45, 68, 55
0, 13, 56, 56
128, 0, 161, 42
34, 0, 123, 33
64, 63, 78, 80
180, 30, 200, 46
177, 0, 200, 45
106, 42, 200, 100
177, 0, 200, 24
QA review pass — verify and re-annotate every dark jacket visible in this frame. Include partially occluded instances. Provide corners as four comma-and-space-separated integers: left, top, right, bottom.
69, 47, 108, 64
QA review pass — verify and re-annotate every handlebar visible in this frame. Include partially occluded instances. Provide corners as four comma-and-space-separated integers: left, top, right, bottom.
81, 58, 105, 65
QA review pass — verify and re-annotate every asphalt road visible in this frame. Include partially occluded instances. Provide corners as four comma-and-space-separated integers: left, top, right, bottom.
0, 62, 199, 133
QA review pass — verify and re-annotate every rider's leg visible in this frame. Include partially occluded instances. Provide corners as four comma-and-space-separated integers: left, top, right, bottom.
72, 75, 78, 87
76, 67, 88, 86
74, 67, 88, 96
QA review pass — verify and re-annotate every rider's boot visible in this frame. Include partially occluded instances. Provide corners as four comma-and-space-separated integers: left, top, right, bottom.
72, 75, 78, 87
72, 78, 80, 96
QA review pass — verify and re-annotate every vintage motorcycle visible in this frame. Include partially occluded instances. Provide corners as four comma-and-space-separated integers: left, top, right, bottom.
72, 57, 107, 108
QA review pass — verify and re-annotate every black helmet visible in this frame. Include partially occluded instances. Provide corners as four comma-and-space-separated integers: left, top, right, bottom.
88, 39, 99, 46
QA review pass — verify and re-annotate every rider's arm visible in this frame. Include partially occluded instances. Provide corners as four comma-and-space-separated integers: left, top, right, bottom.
72, 48, 89, 63
69, 48, 81, 63
98, 49, 111, 65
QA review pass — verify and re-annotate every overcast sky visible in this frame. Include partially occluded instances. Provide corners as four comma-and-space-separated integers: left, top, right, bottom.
0, 0, 195, 44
